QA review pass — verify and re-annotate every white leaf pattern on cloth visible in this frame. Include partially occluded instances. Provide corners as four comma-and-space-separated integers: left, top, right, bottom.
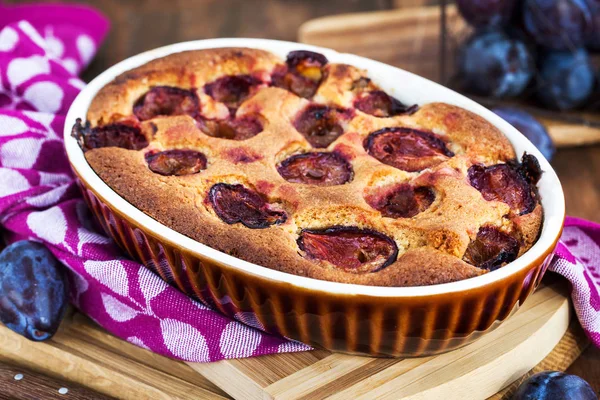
7, 55, 50, 87
101, 292, 140, 322
23, 81, 64, 113
277, 341, 311, 353
0, 26, 19, 52
234, 312, 265, 331
84, 259, 129, 296
192, 300, 210, 311
22, 111, 57, 136
219, 321, 261, 359
61, 58, 78, 74
138, 267, 168, 306
161, 319, 210, 362
44, 27, 64, 59
0, 169, 30, 197
18, 21, 47, 50
563, 227, 600, 276
76, 227, 111, 256
38, 171, 71, 186
1, 16, 317, 364
1, 137, 44, 169
68, 78, 86, 90
27, 207, 68, 245
76, 34, 95, 65
127, 336, 150, 350
0, 114, 29, 136
26, 185, 68, 208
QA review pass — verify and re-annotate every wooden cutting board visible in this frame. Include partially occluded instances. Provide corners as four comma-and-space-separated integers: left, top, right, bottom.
298, 5, 600, 148
0, 278, 589, 399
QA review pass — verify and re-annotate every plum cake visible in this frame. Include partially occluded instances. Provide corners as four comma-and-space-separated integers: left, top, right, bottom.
72, 47, 543, 287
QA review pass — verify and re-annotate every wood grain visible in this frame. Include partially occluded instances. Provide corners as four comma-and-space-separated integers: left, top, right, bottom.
0, 310, 229, 400
299, 5, 468, 82
0, 363, 113, 400
190, 281, 584, 400
490, 320, 590, 400
0, 280, 587, 400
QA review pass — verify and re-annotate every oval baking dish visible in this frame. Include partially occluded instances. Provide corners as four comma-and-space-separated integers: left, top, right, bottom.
65, 38, 565, 357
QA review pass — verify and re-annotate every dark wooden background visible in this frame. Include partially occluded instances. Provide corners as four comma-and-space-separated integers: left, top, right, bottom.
4, 0, 600, 396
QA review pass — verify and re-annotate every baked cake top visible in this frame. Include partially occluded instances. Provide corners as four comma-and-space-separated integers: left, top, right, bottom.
73, 47, 543, 287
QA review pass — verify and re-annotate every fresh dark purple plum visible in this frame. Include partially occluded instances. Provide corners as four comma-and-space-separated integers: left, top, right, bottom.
456, 0, 517, 27
523, 0, 593, 50
457, 30, 534, 98
493, 107, 555, 160
0, 241, 68, 341
536, 49, 595, 110
585, 0, 600, 49
513, 371, 597, 400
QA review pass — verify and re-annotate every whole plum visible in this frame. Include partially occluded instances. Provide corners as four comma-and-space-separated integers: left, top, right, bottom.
493, 107, 555, 160
456, 0, 517, 27
512, 371, 597, 400
0, 241, 68, 341
523, 0, 593, 50
536, 49, 595, 110
585, 0, 600, 49
458, 30, 534, 98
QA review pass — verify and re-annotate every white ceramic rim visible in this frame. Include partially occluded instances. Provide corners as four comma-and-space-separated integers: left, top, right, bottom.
64, 38, 565, 298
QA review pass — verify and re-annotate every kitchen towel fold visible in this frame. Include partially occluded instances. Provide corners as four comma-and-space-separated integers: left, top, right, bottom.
0, 3, 598, 363
0, 3, 310, 362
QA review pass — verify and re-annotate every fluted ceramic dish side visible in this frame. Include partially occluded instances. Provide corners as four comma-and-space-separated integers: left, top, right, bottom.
65, 38, 565, 357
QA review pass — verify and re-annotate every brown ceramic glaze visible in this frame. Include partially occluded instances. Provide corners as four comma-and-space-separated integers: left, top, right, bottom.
74, 172, 561, 357
65, 39, 565, 357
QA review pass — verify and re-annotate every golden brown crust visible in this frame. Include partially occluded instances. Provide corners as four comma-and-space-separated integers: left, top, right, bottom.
81, 47, 543, 287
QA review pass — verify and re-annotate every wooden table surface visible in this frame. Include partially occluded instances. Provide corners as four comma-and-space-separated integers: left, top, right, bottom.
5, 0, 600, 396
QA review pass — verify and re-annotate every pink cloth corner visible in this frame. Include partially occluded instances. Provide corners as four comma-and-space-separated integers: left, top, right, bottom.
550, 216, 600, 345
0, 5, 310, 362
0, 3, 597, 365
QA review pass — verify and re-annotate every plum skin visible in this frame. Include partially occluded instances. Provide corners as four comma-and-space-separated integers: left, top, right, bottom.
523, 0, 593, 50
513, 371, 597, 400
457, 30, 534, 98
276, 152, 353, 186
71, 119, 148, 152
493, 107, 555, 161
585, 0, 600, 49
297, 226, 398, 272
456, 0, 518, 27
536, 49, 595, 111
0, 241, 69, 341
208, 183, 287, 229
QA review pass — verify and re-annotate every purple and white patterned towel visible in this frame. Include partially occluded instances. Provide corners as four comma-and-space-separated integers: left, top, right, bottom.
0, 3, 309, 362
0, 3, 597, 362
